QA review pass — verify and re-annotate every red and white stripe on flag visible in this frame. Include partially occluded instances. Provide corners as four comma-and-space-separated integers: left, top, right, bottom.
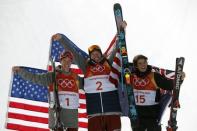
104, 35, 122, 87
78, 90, 88, 129
6, 97, 49, 131
109, 50, 122, 87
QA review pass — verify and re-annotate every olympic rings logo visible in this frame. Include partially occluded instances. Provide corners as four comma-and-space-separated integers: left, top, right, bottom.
133, 77, 149, 87
90, 65, 105, 72
57, 79, 75, 89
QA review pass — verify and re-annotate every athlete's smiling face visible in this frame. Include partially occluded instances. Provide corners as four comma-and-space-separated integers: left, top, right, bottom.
90, 50, 102, 63
136, 58, 148, 72
60, 56, 72, 70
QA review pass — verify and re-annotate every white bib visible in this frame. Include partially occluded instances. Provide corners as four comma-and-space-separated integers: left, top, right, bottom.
134, 89, 158, 106
49, 91, 79, 109
84, 75, 117, 93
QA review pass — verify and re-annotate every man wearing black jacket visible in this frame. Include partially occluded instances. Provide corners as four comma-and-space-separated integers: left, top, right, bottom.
128, 54, 185, 131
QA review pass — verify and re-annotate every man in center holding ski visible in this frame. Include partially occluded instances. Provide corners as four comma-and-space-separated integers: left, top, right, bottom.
52, 23, 126, 130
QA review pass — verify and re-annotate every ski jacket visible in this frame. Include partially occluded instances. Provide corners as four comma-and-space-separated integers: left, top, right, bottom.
84, 60, 121, 116
49, 71, 79, 110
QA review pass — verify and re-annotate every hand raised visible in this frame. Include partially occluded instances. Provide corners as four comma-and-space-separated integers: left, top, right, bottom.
52, 34, 62, 41
12, 66, 21, 73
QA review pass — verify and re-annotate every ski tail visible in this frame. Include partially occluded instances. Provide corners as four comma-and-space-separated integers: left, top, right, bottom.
50, 58, 64, 131
158, 91, 172, 124
166, 57, 185, 131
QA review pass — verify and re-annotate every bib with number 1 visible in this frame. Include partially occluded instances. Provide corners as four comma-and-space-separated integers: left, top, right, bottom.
50, 91, 79, 109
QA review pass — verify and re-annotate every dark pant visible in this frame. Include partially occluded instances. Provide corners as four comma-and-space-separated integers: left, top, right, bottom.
88, 115, 121, 131
67, 128, 78, 131
133, 118, 161, 131
50, 128, 78, 131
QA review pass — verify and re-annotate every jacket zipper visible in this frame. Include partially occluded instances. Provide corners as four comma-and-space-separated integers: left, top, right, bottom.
100, 92, 104, 113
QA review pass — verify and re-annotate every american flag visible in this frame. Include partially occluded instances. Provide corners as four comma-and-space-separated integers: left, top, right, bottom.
6, 67, 49, 131
6, 66, 88, 131
151, 66, 175, 79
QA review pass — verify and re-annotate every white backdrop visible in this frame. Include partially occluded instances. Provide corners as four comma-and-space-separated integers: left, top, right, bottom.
1, 0, 197, 130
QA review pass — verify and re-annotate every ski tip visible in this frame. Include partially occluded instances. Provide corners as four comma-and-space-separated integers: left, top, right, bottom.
114, 3, 121, 9
180, 57, 185, 60
176, 57, 185, 60
176, 57, 185, 63
176, 57, 184, 61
